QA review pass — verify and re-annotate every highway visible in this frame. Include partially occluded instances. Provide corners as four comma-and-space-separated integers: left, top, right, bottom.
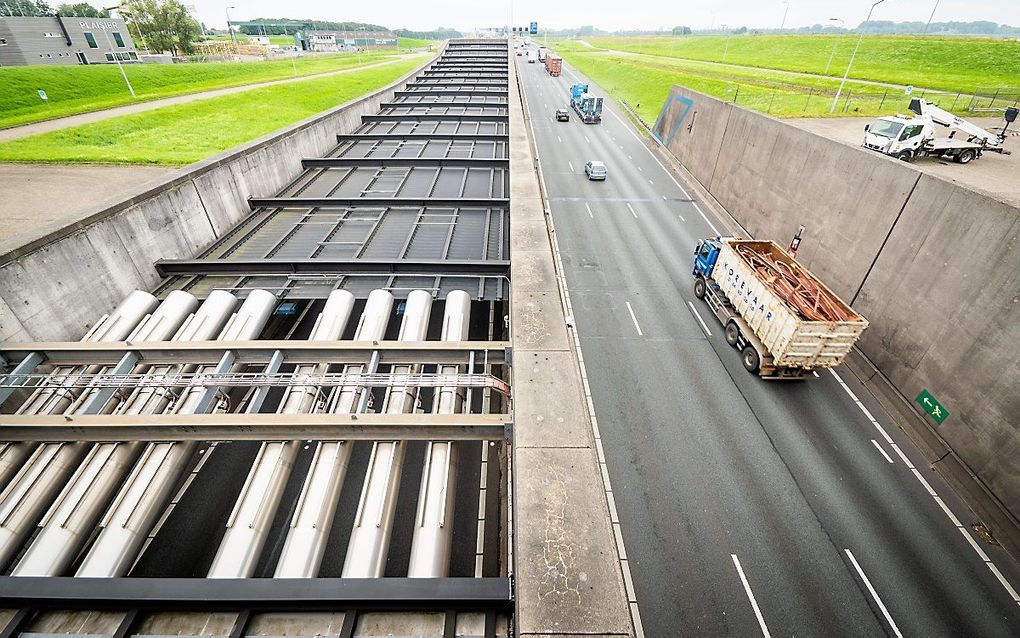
516, 46, 1020, 637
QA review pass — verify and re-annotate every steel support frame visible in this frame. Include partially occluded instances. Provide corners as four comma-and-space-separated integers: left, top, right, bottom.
362, 113, 508, 123
336, 133, 509, 142
155, 257, 510, 278
247, 196, 509, 209
0, 340, 510, 367
0, 412, 511, 442
301, 157, 508, 169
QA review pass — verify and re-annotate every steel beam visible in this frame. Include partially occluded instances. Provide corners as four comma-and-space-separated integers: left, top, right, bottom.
0, 577, 513, 611
77, 351, 139, 415
0, 340, 510, 367
378, 101, 507, 109
0, 413, 511, 441
301, 157, 508, 169
246, 196, 508, 210
394, 90, 509, 98
362, 113, 507, 122
0, 351, 44, 407
336, 133, 508, 142
155, 258, 510, 278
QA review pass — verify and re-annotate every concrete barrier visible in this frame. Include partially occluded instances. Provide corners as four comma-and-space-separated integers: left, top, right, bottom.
0, 51, 439, 343
653, 85, 1020, 555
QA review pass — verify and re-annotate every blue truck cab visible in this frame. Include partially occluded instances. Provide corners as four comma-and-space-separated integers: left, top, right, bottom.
692, 238, 721, 280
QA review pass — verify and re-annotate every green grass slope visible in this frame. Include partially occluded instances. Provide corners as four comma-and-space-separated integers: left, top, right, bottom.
585, 35, 1020, 94
0, 51, 394, 129
0, 55, 427, 164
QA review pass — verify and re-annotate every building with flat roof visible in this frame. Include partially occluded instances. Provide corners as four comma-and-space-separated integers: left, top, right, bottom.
0, 15, 138, 66
295, 30, 397, 52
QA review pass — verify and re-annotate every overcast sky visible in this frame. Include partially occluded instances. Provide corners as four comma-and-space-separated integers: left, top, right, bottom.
192, 0, 1020, 32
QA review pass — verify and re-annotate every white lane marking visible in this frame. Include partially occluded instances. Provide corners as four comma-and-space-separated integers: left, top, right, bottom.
663, 195, 668, 200
568, 160, 574, 172
626, 202, 638, 219
911, 468, 938, 496
686, 301, 712, 337
557, 135, 562, 143
649, 179, 654, 185
812, 370, 820, 377
828, 369, 895, 444
629, 155, 634, 159
933, 496, 963, 527
605, 107, 721, 234
731, 555, 771, 638
889, 443, 913, 468
678, 214, 686, 222
844, 549, 903, 638
585, 202, 593, 218
584, 135, 591, 143
987, 562, 1020, 603
625, 301, 643, 336
871, 439, 894, 464
637, 166, 643, 172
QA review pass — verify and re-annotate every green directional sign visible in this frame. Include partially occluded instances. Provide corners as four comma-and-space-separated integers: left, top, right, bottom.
916, 389, 949, 424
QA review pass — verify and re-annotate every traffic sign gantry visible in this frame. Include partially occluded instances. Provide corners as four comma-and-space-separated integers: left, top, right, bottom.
916, 389, 948, 424
529, 22, 538, 34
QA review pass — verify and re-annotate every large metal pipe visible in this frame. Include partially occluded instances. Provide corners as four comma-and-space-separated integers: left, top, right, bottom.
273, 289, 394, 578
207, 290, 356, 579
342, 289, 432, 578
407, 290, 471, 577
0, 290, 179, 572
72, 290, 274, 578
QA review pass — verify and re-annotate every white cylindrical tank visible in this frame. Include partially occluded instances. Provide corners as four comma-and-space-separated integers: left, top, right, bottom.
0, 290, 163, 571
73, 290, 274, 578
342, 289, 432, 578
407, 290, 471, 577
273, 289, 394, 578
207, 290, 356, 579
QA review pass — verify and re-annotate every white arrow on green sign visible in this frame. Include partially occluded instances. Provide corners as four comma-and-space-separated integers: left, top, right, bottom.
916, 389, 948, 424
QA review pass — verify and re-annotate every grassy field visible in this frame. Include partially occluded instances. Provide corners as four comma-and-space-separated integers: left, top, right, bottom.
0, 55, 427, 164
551, 36, 1017, 121
0, 51, 395, 129
583, 35, 1020, 94
398, 37, 439, 49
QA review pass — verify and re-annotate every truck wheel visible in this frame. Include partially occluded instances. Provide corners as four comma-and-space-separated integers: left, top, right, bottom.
725, 322, 740, 347
895, 150, 914, 162
741, 346, 760, 374
955, 149, 975, 164
694, 277, 706, 299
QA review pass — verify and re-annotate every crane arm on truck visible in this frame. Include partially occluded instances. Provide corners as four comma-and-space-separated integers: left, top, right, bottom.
909, 98, 1004, 147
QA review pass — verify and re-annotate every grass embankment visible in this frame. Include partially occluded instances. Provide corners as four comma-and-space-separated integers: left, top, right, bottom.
584, 35, 1020, 95
0, 51, 395, 129
552, 36, 1017, 121
0, 55, 428, 164
398, 37, 438, 49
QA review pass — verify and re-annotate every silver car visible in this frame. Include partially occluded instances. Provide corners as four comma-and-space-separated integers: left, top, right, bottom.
585, 160, 607, 181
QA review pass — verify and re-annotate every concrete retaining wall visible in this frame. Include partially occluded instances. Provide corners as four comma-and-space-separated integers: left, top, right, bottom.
653, 85, 1020, 545
0, 52, 438, 343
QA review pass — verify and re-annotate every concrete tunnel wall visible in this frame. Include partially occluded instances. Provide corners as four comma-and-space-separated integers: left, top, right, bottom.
0, 50, 440, 343
652, 85, 1020, 535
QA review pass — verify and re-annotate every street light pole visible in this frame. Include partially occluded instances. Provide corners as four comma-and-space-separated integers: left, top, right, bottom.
101, 23, 135, 98
922, 0, 940, 35
225, 6, 236, 49
721, 25, 731, 62
779, 1, 790, 32
831, 0, 886, 114
823, 17, 844, 75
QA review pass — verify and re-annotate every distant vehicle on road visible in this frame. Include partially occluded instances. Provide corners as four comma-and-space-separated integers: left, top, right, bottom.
584, 160, 607, 180
527, 50, 537, 64
545, 53, 562, 76
863, 98, 1015, 164
691, 238, 867, 378
538, 46, 548, 62
516, 50, 523, 56
569, 83, 603, 124
555, 109, 570, 122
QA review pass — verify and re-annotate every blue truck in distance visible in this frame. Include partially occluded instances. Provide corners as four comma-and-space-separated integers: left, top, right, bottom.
569, 83, 603, 124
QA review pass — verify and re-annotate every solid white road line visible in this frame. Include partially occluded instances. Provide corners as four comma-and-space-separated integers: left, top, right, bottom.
585, 202, 594, 218
687, 301, 712, 337
626, 202, 638, 218
871, 439, 894, 464
844, 549, 903, 638
678, 214, 686, 222
625, 301, 643, 336
568, 160, 574, 172
731, 555, 771, 638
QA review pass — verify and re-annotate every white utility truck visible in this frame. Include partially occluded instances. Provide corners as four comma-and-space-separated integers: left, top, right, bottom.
863, 98, 1016, 164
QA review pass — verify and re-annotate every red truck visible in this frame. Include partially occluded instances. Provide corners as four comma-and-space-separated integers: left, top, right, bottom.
545, 54, 562, 77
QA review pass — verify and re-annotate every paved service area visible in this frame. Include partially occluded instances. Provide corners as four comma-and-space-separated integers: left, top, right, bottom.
0, 163, 172, 248
789, 116, 1020, 207
518, 45, 1020, 637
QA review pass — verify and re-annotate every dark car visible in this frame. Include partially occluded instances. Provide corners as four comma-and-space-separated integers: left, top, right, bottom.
555, 109, 570, 122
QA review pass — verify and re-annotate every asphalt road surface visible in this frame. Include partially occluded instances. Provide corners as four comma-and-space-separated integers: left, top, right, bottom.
517, 47, 1020, 637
